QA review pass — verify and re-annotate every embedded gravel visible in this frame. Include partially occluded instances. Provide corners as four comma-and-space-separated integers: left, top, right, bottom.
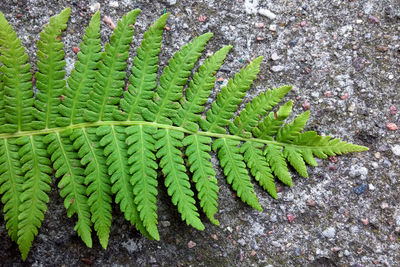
0, 0, 399, 266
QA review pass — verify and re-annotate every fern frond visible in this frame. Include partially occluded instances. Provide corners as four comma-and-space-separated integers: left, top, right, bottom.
264, 144, 293, 187
33, 8, 70, 129
0, 73, 4, 126
85, 9, 140, 122
293, 131, 369, 159
213, 138, 262, 211
230, 85, 292, 137
126, 125, 159, 240
283, 146, 308, 178
276, 110, 310, 143
71, 128, 112, 249
0, 11, 33, 133
0, 138, 23, 242
58, 11, 101, 126
183, 134, 219, 225
155, 129, 204, 230
96, 125, 151, 239
240, 141, 277, 199
43, 132, 92, 247
16, 136, 52, 260
147, 33, 213, 124
201, 56, 263, 133
173, 45, 232, 132
119, 13, 169, 121
252, 100, 293, 140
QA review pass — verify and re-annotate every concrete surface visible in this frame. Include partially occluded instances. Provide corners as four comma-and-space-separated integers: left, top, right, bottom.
0, 0, 399, 266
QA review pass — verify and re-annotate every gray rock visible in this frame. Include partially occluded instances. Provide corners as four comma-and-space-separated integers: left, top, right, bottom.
271, 65, 284, 72
322, 227, 336, 238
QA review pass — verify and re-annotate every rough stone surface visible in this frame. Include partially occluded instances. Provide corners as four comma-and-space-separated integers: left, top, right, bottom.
1, 0, 400, 266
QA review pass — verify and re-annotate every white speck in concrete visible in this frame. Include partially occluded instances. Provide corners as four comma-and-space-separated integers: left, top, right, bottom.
391, 145, 400, 156
258, 8, 276, 20
322, 227, 336, 238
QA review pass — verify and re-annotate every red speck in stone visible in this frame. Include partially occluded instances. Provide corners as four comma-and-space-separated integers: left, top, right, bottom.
302, 101, 310, 110
329, 156, 338, 163
389, 105, 397, 115
59, 95, 64, 101
324, 91, 332, 97
329, 165, 335, 170
300, 21, 307, 27
368, 15, 380, 23
304, 67, 311, 74
361, 218, 369, 225
255, 22, 264, 28
164, 26, 171, 31
198, 15, 207, 22
17, 14, 22, 19
187, 241, 196, 248
287, 214, 295, 223
389, 234, 394, 242
276, 186, 283, 192
386, 122, 398, 131
341, 93, 349, 100
296, 96, 301, 101
72, 46, 80, 54
103, 15, 116, 29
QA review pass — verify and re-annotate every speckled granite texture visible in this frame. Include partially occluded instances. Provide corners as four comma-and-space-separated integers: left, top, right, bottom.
0, 0, 399, 266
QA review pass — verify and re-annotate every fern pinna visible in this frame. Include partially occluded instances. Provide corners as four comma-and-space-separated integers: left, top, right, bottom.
0, 8, 368, 260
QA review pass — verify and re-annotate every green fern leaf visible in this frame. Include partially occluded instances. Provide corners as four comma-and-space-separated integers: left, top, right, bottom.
16, 136, 52, 260
240, 141, 277, 199
230, 85, 292, 137
264, 144, 293, 187
0, 11, 33, 133
43, 132, 92, 247
183, 134, 219, 225
85, 9, 140, 122
294, 131, 369, 158
0, 73, 4, 126
173, 45, 232, 132
147, 33, 213, 124
58, 11, 101, 125
155, 129, 204, 230
96, 125, 151, 239
33, 7, 70, 129
276, 110, 310, 143
213, 138, 262, 211
283, 146, 308, 178
0, 138, 23, 242
118, 13, 169, 121
126, 125, 159, 240
71, 128, 112, 249
201, 56, 263, 133
252, 100, 293, 140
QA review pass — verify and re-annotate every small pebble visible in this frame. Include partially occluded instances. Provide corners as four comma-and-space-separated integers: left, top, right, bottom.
388, 74, 394, 80
271, 52, 280, 61
306, 199, 316, 207
259, 8, 277, 20
341, 93, 349, 100
287, 214, 295, 223
368, 15, 380, 23
322, 227, 336, 238
250, 250, 256, 256
376, 46, 388, 52
361, 218, 369, 225
391, 145, 400, 156
332, 247, 341, 252
302, 101, 310, 110
386, 122, 398, 131
374, 152, 381, 159
271, 65, 284, 72
211, 234, 218, 240
166, 0, 177, 5
355, 19, 363, 24
90, 2, 101, 12
368, 184, 375, 191
348, 103, 356, 112
300, 21, 307, 27
353, 183, 367, 195
255, 22, 264, 28
17, 13, 22, 19
256, 36, 264, 41
198, 15, 207, 22
381, 202, 389, 209
269, 24, 277, 31
103, 16, 116, 29
71, 46, 80, 54
237, 238, 246, 246
324, 91, 332, 97
187, 241, 196, 248
389, 105, 397, 115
